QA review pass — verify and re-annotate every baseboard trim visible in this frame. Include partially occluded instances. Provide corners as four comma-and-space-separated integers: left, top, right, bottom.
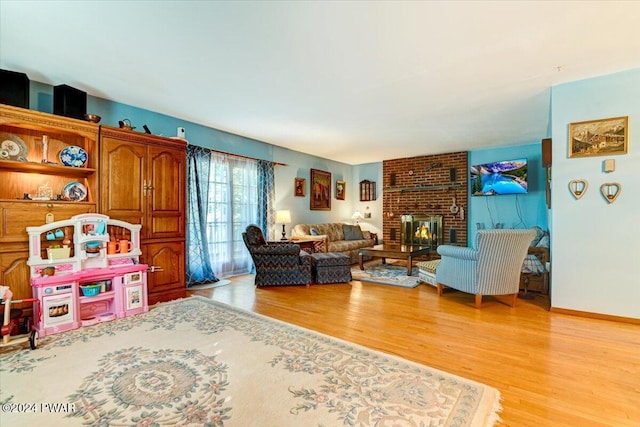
550, 307, 640, 325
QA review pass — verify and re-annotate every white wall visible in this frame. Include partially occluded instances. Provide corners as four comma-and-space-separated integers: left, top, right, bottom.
551, 68, 640, 319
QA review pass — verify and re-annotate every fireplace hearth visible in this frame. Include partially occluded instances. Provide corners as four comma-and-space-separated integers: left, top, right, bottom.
400, 214, 443, 249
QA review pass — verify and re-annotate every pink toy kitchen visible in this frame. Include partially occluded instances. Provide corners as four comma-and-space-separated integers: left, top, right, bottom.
27, 213, 148, 337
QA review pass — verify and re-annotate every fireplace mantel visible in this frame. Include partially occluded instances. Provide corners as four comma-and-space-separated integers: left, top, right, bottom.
384, 184, 462, 193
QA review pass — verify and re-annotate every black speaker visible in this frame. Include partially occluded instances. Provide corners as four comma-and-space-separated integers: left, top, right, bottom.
54, 84, 86, 119
542, 138, 552, 167
449, 228, 457, 244
0, 69, 30, 108
449, 167, 457, 182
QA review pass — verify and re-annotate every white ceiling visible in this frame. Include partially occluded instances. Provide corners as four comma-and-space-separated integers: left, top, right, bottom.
1, 1, 639, 165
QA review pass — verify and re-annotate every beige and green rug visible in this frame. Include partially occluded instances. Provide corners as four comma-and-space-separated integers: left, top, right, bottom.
1, 296, 501, 426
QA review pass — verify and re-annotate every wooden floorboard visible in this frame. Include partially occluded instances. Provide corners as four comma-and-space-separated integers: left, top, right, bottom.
188, 273, 640, 426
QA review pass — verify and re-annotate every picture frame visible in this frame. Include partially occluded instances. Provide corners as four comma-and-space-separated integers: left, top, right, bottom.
294, 178, 306, 197
310, 168, 331, 210
569, 116, 628, 158
335, 180, 346, 200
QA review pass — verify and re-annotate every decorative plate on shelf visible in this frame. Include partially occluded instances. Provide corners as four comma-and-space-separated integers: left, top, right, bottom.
0, 132, 28, 161
59, 145, 88, 167
63, 181, 88, 201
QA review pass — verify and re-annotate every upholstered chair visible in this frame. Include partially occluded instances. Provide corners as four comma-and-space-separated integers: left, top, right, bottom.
435, 229, 536, 308
242, 225, 313, 287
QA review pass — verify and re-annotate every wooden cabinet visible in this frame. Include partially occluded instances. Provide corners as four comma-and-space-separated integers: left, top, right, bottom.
143, 241, 185, 305
0, 104, 99, 304
99, 127, 186, 304
359, 180, 376, 201
0, 104, 99, 205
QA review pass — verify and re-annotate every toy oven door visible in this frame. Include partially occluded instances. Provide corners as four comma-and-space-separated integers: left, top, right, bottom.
42, 293, 74, 328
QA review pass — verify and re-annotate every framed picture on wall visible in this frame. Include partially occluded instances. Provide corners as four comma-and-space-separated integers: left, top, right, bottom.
310, 168, 331, 210
569, 116, 628, 158
336, 180, 346, 200
294, 178, 306, 197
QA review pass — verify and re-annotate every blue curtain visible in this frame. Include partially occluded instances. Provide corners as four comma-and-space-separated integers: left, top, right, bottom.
257, 160, 275, 238
186, 147, 277, 283
185, 145, 219, 286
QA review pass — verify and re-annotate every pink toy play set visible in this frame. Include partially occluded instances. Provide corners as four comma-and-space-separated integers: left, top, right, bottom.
27, 213, 148, 338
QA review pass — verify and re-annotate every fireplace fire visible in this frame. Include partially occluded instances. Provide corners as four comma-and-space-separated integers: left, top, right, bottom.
400, 214, 443, 249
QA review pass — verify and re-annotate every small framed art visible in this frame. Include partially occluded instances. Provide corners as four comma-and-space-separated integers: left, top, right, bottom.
294, 178, 306, 197
336, 180, 345, 200
569, 116, 628, 158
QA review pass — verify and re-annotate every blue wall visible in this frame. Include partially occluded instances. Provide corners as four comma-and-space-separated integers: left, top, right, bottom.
550, 68, 639, 319
467, 143, 548, 245
27, 81, 547, 247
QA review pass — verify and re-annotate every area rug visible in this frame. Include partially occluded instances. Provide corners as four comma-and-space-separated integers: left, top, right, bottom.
351, 263, 422, 288
187, 278, 231, 290
0, 296, 501, 426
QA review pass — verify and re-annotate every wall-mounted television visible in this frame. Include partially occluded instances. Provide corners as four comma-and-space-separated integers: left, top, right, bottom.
470, 158, 528, 196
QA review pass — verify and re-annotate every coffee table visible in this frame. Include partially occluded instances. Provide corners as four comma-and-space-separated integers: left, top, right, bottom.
359, 244, 430, 275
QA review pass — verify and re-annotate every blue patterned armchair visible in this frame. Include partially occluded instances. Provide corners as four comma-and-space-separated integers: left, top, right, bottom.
436, 229, 536, 308
242, 225, 313, 287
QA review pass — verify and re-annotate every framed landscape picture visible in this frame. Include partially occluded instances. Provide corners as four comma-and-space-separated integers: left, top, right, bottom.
310, 168, 331, 210
569, 116, 628, 158
336, 180, 346, 200
294, 178, 306, 197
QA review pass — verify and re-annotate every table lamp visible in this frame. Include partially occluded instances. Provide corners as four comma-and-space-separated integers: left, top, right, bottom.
275, 210, 292, 240
351, 211, 363, 225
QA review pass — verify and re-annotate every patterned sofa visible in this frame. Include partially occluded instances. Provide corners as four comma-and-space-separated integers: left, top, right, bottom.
291, 223, 375, 264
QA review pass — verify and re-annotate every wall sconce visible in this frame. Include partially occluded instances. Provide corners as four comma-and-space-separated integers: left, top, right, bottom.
600, 182, 621, 204
364, 206, 372, 219
569, 179, 588, 200
275, 210, 291, 240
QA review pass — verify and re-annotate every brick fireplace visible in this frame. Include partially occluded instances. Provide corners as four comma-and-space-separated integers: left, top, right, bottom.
382, 152, 468, 247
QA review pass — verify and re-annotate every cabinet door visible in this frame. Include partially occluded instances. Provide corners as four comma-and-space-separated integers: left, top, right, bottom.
0, 201, 96, 242
147, 145, 186, 239
0, 248, 31, 301
100, 137, 147, 230
143, 241, 185, 305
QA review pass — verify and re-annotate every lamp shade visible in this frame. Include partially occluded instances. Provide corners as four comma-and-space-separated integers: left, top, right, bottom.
351, 211, 363, 220
275, 210, 292, 224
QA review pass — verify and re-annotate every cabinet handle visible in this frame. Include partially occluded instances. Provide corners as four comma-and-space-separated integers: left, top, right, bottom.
148, 265, 164, 273
47, 203, 54, 208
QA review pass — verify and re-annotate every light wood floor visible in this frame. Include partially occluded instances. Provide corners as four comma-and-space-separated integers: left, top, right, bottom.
188, 274, 639, 427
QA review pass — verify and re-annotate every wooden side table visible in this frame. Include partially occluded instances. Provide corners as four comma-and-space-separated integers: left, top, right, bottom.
294, 240, 316, 253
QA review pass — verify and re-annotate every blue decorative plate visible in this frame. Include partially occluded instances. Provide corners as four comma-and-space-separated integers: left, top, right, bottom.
63, 182, 87, 201
59, 145, 88, 167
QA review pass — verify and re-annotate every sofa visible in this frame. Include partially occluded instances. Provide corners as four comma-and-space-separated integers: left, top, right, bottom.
291, 223, 375, 264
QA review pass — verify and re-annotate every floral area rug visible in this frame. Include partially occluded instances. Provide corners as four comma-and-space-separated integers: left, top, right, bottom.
351, 262, 423, 288
0, 296, 501, 426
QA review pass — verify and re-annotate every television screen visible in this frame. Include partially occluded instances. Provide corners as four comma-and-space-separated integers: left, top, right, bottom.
470, 158, 528, 196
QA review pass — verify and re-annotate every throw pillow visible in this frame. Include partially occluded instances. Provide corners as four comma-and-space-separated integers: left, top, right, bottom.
310, 227, 320, 236
343, 224, 364, 240
536, 234, 550, 248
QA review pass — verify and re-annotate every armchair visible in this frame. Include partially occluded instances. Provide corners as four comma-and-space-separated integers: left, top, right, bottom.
436, 229, 536, 308
242, 225, 313, 287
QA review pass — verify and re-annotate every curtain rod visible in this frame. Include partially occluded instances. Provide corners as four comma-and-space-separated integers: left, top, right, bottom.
204, 146, 287, 167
